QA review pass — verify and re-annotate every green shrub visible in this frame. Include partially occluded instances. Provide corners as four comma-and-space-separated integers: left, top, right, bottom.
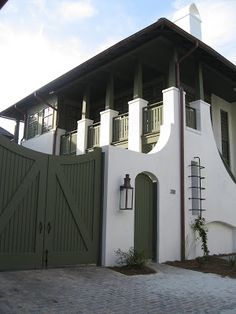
115, 247, 146, 268
229, 257, 236, 270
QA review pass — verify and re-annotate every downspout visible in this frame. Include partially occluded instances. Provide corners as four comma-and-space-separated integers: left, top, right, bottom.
33, 92, 58, 155
175, 40, 199, 261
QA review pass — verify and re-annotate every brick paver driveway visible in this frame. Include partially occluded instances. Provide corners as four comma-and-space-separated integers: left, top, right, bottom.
0, 264, 236, 313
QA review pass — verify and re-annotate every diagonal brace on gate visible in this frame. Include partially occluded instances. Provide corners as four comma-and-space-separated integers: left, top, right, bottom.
0, 162, 44, 235
55, 167, 93, 251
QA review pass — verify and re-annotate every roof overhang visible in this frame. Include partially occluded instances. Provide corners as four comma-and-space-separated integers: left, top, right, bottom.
1, 18, 236, 120
0, 0, 8, 10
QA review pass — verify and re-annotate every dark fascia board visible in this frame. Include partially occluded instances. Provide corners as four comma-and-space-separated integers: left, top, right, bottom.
1, 18, 236, 119
0, 0, 8, 10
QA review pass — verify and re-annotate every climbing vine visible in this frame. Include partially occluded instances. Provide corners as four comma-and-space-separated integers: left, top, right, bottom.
192, 216, 209, 257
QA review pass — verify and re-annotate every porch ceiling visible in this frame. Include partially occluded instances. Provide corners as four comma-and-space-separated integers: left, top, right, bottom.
57, 39, 167, 104
203, 66, 236, 103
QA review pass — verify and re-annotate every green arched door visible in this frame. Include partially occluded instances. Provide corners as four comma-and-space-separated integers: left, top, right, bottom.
134, 173, 156, 260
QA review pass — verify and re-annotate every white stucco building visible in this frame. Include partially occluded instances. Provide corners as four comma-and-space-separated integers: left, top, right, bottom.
1, 3, 236, 266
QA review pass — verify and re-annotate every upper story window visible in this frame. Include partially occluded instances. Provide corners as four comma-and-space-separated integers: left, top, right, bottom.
186, 105, 197, 129
42, 107, 53, 133
28, 113, 39, 139
26, 106, 55, 140
220, 110, 230, 166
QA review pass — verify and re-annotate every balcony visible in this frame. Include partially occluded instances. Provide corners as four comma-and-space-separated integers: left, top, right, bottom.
87, 122, 100, 150
61, 89, 188, 155
142, 102, 163, 153
60, 130, 77, 155
112, 113, 129, 148
186, 105, 197, 129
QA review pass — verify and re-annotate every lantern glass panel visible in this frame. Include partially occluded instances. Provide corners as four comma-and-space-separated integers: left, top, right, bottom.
126, 189, 133, 209
120, 187, 126, 209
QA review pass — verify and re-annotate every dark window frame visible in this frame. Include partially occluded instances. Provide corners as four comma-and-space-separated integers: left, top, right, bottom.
220, 109, 230, 167
42, 107, 54, 133
27, 112, 39, 139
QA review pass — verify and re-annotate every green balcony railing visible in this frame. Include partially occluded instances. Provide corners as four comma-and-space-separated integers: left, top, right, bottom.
60, 130, 77, 155
112, 113, 129, 144
142, 102, 163, 153
186, 106, 197, 129
143, 102, 163, 135
87, 122, 100, 150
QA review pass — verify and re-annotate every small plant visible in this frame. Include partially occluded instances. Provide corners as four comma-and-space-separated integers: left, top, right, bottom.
196, 256, 205, 268
192, 216, 209, 258
229, 257, 236, 270
115, 247, 146, 268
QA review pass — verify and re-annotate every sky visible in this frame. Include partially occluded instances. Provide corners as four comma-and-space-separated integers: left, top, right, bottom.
0, 0, 236, 134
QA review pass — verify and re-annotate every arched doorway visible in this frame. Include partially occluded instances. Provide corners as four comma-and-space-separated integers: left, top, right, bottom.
134, 172, 157, 261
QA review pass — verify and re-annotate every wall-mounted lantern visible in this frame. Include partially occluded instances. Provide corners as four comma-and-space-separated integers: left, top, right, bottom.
120, 174, 134, 210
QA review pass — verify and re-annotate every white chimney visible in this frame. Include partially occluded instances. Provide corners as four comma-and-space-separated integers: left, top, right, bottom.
173, 3, 202, 40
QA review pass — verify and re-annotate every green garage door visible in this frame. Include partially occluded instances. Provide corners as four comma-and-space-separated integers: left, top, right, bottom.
134, 173, 156, 260
0, 135, 103, 271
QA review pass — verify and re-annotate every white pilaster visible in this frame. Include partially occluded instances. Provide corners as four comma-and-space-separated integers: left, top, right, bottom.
100, 109, 119, 146
128, 98, 148, 152
190, 100, 211, 133
162, 87, 181, 126
76, 118, 93, 155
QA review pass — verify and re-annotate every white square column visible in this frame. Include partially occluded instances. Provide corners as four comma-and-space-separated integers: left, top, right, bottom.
162, 87, 181, 126
100, 109, 119, 146
76, 118, 93, 155
150, 87, 181, 154
128, 98, 148, 152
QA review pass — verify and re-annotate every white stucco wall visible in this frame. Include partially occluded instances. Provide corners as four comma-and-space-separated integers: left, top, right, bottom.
22, 130, 55, 154
185, 100, 236, 259
207, 222, 236, 254
102, 87, 181, 266
102, 90, 236, 266
21, 128, 65, 155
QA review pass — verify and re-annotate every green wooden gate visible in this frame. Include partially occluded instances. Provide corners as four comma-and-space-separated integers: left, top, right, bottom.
134, 173, 156, 260
44, 151, 102, 267
0, 135, 103, 271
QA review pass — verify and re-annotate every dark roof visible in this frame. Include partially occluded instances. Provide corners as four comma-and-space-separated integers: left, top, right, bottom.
0, 0, 8, 10
0, 126, 13, 139
1, 18, 236, 120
